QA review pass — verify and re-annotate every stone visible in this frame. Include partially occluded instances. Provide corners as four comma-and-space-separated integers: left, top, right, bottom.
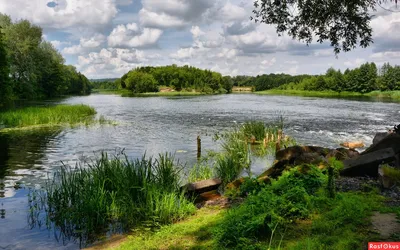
378, 167, 396, 189
373, 132, 391, 145
183, 178, 222, 194
340, 141, 365, 149
327, 148, 360, 160
362, 133, 400, 156
342, 148, 396, 177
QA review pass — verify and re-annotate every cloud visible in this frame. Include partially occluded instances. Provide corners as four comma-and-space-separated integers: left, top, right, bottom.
50, 40, 71, 48
223, 21, 256, 36
139, 0, 215, 29
107, 23, 163, 48
77, 48, 154, 78
0, 0, 118, 31
259, 57, 276, 68
344, 58, 366, 68
62, 33, 105, 54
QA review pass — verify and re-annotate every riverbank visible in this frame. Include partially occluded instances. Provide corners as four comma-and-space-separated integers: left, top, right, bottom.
256, 89, 400, 101
88, 173, 400, 250
0, 104, 96, 130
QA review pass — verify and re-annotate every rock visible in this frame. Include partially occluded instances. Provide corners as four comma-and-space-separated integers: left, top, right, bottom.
183, 178, 222, 194
275, 146, 331, 162
260, 145, 360, 179
327, 148, 360, 160
378, 167, 396, 189
373, 132, 391, 145
362, 133, 400, 156
340, 141, 365, 149
342, 148, 396, 177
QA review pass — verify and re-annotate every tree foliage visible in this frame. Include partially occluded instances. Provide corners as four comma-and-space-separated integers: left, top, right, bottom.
118, 65, 232, 94
0, 13, 91, 104
0, 30, 12, 107
277, 62, 400, 93
251, 0, 396, 54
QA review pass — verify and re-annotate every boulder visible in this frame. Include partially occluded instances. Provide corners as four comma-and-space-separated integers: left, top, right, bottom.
362, 133, 400, 156
342, 148, 396, 177
260, 145, 360, 179
183, 178, 222, 194
373, 132, 391, 145
327, 148, 360, 160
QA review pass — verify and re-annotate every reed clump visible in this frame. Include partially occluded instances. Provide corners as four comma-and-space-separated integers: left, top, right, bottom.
35, 153, 195, 246
0, 104, 96, 128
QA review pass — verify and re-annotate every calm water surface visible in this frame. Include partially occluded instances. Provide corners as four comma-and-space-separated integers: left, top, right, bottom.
0, 94, 399, 249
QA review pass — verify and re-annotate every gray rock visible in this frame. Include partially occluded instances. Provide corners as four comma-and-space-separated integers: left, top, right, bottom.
342, 148, 396, 177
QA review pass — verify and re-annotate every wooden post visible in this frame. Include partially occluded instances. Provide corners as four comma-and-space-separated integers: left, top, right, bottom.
197, 135, 201, 159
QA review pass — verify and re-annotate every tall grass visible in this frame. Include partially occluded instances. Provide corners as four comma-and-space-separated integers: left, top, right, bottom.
187, 162, 214, 183
0, 104, 96, 128
31, 153, 195, 246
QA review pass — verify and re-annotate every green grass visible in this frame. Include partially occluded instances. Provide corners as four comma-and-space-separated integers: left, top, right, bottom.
29, 153, 196, 247
256, 89, 400, 102
256, 89, 365, 98
187, 162, 214, 183
121, 91, 204, 97
110, 164, 393, 250
114, 207, 223, 250
0, 104, 96, 129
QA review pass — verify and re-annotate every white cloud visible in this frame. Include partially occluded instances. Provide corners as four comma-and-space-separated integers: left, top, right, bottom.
0, 0, 117, 31
62, 33, 105, 55
77, 48, 153, 78
108, 23, 163, 48
260, 57, 276, 68
50, 40, 71, 48
344, 58, 366, 68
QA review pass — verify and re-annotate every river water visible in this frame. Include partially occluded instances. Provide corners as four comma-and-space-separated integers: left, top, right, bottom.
0, 93, 399, 249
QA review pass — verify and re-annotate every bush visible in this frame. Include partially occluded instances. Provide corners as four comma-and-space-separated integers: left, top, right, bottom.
214, 165, 325, 248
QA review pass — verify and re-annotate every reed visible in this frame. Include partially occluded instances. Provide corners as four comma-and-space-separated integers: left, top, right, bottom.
0, 104, 96, 128
31, 153, 195, 246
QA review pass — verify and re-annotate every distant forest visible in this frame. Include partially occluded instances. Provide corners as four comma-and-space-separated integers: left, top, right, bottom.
93, 62, 400, 94
0, 14, 91, 107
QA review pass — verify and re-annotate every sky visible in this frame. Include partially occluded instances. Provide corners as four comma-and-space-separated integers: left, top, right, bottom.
1, 0, 400, 79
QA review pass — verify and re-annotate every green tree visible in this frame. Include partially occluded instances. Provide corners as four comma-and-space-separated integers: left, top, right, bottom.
125, 71, 159, 93
0, 30, 12, 107
252, 0, 397, 54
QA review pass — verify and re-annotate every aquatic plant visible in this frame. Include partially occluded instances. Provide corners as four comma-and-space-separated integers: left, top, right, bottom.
0, 104, 96, 128
31, 153, 195, 246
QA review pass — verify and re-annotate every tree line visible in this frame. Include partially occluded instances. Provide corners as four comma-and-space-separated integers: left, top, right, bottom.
0, 14, 91, 108
115, 65, 233, 94
276, 62, 400, 93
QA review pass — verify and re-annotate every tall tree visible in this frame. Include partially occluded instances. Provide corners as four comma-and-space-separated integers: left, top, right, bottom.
252, 0, 397, 54
0, 29, 12, 107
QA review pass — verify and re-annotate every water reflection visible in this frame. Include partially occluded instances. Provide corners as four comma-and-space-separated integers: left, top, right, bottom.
0, 128, 62, 199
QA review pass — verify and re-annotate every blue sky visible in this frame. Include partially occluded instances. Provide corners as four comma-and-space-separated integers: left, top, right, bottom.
1, 0, 400, 79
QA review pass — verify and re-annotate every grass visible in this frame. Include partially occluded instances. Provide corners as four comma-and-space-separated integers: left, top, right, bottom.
187, 162, 214, 183
114, 207, 223, 250
256, 89, 400, 102
109, 164, 393, 250
121, 92, 204, 97
29, 153, 196, 247
0, 104, 96, 129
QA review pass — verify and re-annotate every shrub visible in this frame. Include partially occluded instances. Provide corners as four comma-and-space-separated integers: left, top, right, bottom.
214, 165, 325, 248
187, 162, 214, 183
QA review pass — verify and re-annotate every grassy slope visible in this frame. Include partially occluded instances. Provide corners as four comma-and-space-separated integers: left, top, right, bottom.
256, 89, 400, 101
0, 104, 96, 129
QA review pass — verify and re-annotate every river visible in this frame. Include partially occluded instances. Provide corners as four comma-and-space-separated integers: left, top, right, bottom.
0, 93, 399, 249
